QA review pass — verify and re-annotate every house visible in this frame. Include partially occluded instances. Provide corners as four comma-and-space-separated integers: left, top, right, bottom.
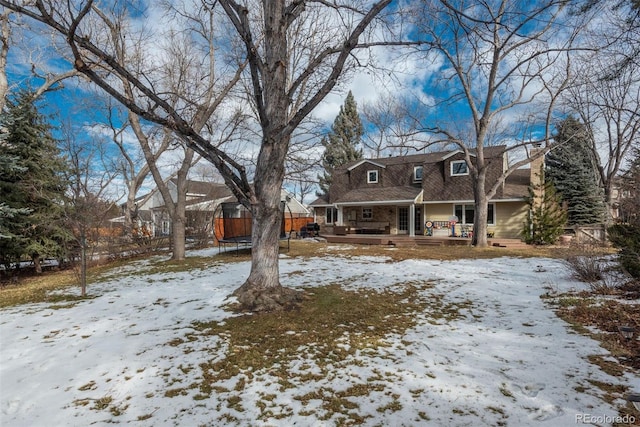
310, 146, 538, 239
115, 179, 313, 239
109, 179, 235, 238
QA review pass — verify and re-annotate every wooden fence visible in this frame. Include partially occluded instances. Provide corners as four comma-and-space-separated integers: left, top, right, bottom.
214, 215, 314, 243
568, 224, 607, 245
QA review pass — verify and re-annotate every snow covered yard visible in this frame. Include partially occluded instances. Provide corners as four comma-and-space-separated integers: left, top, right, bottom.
1, 247, 638, 426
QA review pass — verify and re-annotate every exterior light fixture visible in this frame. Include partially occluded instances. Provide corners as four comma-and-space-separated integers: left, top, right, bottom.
627, 393, 640, 411
618, 326, 635, 340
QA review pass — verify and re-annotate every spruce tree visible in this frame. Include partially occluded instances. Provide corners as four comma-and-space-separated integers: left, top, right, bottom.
0, 91, 69, 272
317, 91, 364, 197
546, 117, 605, 225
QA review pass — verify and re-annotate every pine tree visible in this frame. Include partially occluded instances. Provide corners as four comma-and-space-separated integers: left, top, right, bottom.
546, 117, 605, 225
317, 91, 364, 197
0, 91, 70, 272
522, 165, 567, 245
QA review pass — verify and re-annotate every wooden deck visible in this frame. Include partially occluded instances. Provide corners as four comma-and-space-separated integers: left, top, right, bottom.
322, 233, 529, 248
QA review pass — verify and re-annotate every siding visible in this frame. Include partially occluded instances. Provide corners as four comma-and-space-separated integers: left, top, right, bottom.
494, 202, 527, 238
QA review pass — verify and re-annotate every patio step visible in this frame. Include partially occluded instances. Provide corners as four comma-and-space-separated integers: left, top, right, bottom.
489, 239, 529, 249
388, 238, 444, 247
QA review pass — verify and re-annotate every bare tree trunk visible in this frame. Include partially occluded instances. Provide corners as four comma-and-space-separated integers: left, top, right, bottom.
80, 233, 87, 297
472, 167, 489, 247
234, 140, 302, 310
0, 9, 10, 111
232, 0, 302, 310
170, 148, 194, 261
32, 254, 41, 274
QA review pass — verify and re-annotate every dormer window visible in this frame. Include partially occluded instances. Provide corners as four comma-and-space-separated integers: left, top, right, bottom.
450, 160, 469, 176
367, 170, 379, 183
414, 166, 423, 182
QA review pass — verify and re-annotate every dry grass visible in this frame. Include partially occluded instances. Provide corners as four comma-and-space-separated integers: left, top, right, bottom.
0, 270, 80, 308
552, 297, 640, 369
0, 239, 606, 310
165, 280, 466, 422
285, 239, 580, 261
549, 290, 640, 424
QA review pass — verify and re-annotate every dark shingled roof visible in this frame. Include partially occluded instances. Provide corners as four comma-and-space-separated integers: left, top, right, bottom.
502, 168, 531, 199
319, 146, 531, 205
335, 186, 422, 204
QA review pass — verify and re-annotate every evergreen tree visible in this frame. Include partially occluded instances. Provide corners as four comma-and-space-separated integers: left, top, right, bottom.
522, 165, 567, 245
608, 146, 640, 279
546, 117, 606, 225
317, 91, 364, 197
0, 152, 30, 240
0, 91, 70, 272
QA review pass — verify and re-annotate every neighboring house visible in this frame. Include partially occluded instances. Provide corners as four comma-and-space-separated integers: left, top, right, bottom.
110, 179, 235, 238
112, 179, 313, 238
214, 189, 313, 240
310, 146, 538, 239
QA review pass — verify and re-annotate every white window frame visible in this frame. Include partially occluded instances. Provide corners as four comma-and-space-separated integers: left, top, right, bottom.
362, 207, 373, 220
326, 207, 338, 224
162, 220, 171, 235
413, 165, 423, 182
454, 203, 495, 225
367, 170, 379, 183
450, 160, 469, 176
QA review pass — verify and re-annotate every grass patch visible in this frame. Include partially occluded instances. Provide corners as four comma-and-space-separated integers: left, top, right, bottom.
287, 240, 575, 262
193, 282, 441, 384
0, 239, 576, 310
172, 280, 460, 421
0, 270, 78, 308
552, 297, 639, 369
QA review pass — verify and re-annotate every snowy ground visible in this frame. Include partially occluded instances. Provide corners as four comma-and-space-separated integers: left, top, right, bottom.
1, 247, 638, 426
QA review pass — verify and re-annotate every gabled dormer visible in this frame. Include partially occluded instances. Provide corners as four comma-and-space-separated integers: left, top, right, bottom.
347, 159, 386, 187
441, 150, 475, 178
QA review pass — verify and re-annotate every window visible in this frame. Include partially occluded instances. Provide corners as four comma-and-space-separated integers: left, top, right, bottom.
326, 207, 338, 224
454, 204, 494, 225
450, 160, 469, 176
362, 207, 373, 220
367, 170, 379, 183
162, 220, 171, 235
414, 166, 423, 181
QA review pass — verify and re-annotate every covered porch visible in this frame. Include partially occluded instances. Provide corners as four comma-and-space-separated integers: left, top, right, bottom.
330, 187, 425, 237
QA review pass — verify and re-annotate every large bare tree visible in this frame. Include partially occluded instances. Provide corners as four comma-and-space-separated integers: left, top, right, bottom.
563, 3, 640, 222
1, 0, 394, 311
410, 0, 583, 247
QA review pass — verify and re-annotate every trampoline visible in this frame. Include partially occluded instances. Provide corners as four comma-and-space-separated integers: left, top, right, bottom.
213, 201, 291, 255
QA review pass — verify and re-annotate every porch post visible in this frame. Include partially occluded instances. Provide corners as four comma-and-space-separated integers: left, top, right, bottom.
409, 204, 416, 237
336, 205, 344, 226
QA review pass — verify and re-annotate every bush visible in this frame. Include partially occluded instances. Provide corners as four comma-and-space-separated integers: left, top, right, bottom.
565, 254, 604, 283
607, 224, 640, 279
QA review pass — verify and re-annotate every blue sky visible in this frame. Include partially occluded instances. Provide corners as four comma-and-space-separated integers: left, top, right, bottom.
3, 0, 619, 203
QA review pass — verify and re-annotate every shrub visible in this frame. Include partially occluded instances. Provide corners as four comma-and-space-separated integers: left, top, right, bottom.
607, 224, 640, 279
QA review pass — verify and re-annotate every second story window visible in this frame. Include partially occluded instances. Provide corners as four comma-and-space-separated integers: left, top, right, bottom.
367, 170, 379, 183
451, 160, 469, 176
414, 166, 423, 182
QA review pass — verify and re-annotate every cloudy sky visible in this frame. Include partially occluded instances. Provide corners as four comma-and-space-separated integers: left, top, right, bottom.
4, 0, 632, 202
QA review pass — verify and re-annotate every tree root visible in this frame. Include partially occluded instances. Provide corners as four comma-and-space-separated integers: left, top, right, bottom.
233, 283, 304, 312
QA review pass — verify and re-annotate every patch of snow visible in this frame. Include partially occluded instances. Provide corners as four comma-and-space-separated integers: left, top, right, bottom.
1, 252, 637, 426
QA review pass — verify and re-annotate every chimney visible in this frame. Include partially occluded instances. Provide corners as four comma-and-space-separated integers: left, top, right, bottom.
529, 146, 545, 208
